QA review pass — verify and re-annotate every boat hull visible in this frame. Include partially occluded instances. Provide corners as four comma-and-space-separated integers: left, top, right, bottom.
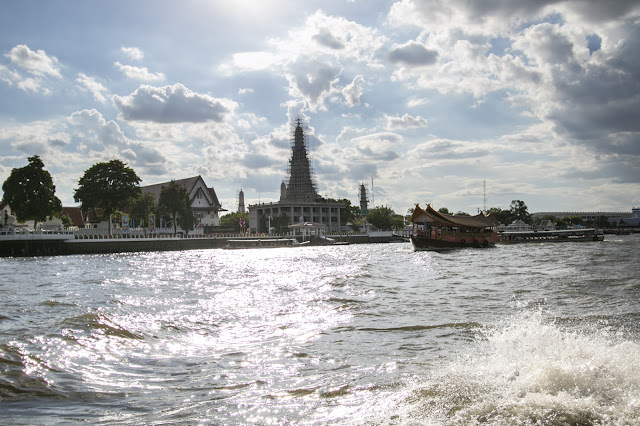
411, 235, 494, 251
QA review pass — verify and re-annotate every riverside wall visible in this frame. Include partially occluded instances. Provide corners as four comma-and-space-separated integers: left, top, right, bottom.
0, 233, 397, 257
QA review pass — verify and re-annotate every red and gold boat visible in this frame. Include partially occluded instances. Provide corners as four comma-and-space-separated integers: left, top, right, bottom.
410, 204, 499, 250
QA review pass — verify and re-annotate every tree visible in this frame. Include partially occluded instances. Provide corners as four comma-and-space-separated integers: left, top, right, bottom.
366, 206, 395, 230
220, 211, 250, 232
1, 155, 62, 229
390, 214, 406, 230
486, 207, 510, 224
563, 215, 584, 227
158, 181, 192, 236
177, 191, 196, 235
74, 159, 141, 216
438, 207, 451, 214
509, 200, 531, 224
593, 215, 610, 228
129, 192, 156, 227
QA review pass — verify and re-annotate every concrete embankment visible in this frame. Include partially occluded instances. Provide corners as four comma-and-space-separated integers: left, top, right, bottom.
0, 237, 226, 257
0, 233, 399, 257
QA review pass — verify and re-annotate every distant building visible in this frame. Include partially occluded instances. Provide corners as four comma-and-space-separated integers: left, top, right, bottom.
248, 120, 347, 233
498, 219, 533, 232
532, 208, 640, 227
359, 183, 369, 216
0, 202, 87, 230
238, 188, 245, 213
531, 210, 633, 223
141, 175, 225, 228
537, 219, 555, 231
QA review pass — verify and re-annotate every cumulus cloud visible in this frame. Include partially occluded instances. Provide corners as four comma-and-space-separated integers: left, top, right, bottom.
121, 46, 144, 61
113, 83, 237, 123
284, 55, 343, 111
68, 108, 168, 173
386, 113, 427, 130
388, 42, 438, 66
114, 61, 165, 81
0, 45, 61, 94
342, 75, 365, 107
76, 73, 108, 103
5, 45, 61, 78
350, 132, 402, 161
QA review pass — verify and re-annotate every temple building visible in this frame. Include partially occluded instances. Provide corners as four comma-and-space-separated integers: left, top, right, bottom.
248, 120, 347, 233
141, 176, 225, 228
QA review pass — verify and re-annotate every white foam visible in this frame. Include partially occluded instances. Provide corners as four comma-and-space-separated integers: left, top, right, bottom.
384, 311, 640, 424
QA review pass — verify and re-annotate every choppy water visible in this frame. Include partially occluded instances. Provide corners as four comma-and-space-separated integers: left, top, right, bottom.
1, 235, 639, 425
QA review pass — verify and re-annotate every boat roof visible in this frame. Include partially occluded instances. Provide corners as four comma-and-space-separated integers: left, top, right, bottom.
411, 204, 498, 228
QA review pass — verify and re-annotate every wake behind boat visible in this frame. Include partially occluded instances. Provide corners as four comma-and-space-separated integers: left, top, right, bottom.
410, 204, 500, 251
223, 238, 310, 249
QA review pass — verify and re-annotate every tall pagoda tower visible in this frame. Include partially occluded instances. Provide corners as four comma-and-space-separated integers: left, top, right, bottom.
359, 183, 369, 215
283, 119, 318, 202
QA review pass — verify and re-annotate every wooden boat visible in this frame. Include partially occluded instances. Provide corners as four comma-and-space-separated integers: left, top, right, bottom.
498, 228, 604, 244
410, 204, 500, 250
222, 238, 310, 249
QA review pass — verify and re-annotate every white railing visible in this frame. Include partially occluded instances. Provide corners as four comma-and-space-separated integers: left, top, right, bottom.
0, 229, 75, 240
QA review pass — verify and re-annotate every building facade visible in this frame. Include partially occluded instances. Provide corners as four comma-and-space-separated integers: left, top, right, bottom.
141, 176, 225, 228
248, 120, 347, 233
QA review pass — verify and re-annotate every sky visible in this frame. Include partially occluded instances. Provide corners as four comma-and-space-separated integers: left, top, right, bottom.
1, 0, 639, 216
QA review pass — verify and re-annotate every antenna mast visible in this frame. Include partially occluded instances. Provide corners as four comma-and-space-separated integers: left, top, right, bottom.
371, 178, 374, 206
483, 180, 487, 213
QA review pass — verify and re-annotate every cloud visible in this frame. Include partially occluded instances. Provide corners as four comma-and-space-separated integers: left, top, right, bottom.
350, 132, 402, 162
512, 23, 574, 66
220, 52, 279, 74
386, 113, 427, 130
313, 27, 346, 50
121, 46, 144, 61
5, 45, 61, 78
76, 73, 108, 103
68, 109, 169, 174
407, 139, 490, 160
113, 83, 237, 123
342, 75, 365, 107
284, 55, 343, 111
114, 61, 165, 81
0, 45, 61, 94
388, 42, 438, 66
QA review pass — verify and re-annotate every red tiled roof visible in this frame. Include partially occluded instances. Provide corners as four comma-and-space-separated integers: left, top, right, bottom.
61, 207, 85, 228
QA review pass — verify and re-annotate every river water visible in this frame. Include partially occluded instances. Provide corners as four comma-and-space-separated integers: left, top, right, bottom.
1, 235, 639, 425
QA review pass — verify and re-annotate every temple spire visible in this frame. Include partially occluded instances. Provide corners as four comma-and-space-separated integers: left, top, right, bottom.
283, 119, 318, 202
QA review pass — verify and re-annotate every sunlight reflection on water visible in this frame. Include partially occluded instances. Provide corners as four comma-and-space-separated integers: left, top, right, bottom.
1, 238, 639, 424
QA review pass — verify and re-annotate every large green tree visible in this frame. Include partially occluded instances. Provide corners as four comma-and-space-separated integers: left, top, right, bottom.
487, 207, 511, 225
366, 206, 395, 230
509, 200, 531, 224
158, 181, 193, 235
2, 155, 62, 229
74, 159, 141, 216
